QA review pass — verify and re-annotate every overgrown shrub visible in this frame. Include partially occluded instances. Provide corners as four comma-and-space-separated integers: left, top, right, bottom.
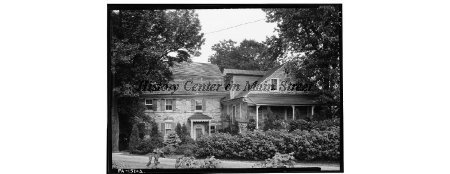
289, 118, 340, 132
161, 145, 177, 155
217, 121, 239, 135
175, 156, 221, 169
176, 123, 193, 144
195, 119, 340, 161
200, 156, 221, 168
174, 143, 197, 157
164, 132, 182, 147
253, 152, 296, 168
247, 119, 256, 131
175, 156, 198, 169
130, 136, 164, 155
288, 119, 313, 131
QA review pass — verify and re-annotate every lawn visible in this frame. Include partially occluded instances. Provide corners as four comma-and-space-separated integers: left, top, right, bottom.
112, 152, 340, 171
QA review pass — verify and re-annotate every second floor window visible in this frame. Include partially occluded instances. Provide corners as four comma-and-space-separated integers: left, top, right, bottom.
271, 79, 278, 91
195, 99, 202, 111
165, 99, 173, 111
145, 99, 153, 110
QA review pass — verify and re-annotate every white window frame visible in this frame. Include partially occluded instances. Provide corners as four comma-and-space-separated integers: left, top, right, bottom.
270, 78, 279, 91
210, 124, 216, 133
165, 99, 174, 111
165, 122, 172, 134
145, 98, 153, 111
195, 99, 203, 111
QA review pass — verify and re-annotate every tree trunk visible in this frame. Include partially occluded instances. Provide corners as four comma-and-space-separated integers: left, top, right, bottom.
111, 96, 120, 152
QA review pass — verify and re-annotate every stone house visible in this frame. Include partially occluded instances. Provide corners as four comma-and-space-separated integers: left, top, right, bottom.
141, 62, 317, 140
140, 62, 227, 140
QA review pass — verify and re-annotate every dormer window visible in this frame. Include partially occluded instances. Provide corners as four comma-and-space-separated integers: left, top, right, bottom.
271, 78, 278, 91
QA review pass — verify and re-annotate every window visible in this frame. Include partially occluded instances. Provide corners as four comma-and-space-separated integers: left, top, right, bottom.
271, 78, 278, 91
165, 122, 172, 134
195, 99, 202, 111
165, 99, 173, 111
210, 125, 216, 133
232, 105, 236, 121
145, 99, 153, 110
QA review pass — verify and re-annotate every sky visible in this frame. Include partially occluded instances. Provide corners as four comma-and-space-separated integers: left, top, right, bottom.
192, 9, 278, 63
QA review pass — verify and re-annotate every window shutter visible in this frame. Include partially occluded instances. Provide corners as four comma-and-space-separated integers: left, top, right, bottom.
161, 99, 165, 111
152, 99, 157, 111
161, 123, 165, 137
172, 122, 176, 131
202, 98, 206, 111
173, 99, 177, 112
191, 99, 195, 111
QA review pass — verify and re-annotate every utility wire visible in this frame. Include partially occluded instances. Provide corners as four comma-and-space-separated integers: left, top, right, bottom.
204, 18, 266, 35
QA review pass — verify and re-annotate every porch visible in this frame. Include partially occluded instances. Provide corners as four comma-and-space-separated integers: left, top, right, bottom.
188, 112, 213, 140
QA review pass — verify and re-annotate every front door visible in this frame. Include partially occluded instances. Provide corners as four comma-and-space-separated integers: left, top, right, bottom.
193, 124, 205, 140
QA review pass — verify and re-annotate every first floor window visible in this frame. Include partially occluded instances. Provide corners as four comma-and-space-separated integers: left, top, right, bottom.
165, 122, 172, 134
145, 99, 153, 110
210, 125, 216, 133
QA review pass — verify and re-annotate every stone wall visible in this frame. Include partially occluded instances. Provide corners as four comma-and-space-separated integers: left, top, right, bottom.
143, 96, 222, 137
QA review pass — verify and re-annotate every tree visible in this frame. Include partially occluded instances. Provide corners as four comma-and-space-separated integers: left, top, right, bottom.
175, 122, 182, 138
164, 132, 182, 147
208, 39, 279, 72
110, 9, 205, 151
128, 124, 140, 153
263, 6, 342, 118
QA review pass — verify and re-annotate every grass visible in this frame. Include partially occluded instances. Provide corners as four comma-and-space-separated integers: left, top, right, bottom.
112, 152, 340, 170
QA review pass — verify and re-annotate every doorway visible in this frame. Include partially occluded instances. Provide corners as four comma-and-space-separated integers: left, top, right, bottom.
193, 124, 205, 140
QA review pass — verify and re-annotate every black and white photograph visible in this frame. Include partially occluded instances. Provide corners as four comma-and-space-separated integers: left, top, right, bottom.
108, 4, 342, 173
4, 1, 450, 174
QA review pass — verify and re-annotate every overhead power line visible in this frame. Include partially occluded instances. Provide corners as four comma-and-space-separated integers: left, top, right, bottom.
204, 18, 266, 35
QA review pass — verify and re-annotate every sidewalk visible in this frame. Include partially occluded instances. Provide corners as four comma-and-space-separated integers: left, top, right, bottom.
112, 152, 340, 171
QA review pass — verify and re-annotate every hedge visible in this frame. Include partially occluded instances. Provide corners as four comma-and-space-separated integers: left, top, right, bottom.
195, 119, 340, 161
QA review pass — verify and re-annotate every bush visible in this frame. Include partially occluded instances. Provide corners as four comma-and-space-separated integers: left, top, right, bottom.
217, 122, 239, 135
161, 145, 177, 155
247, 119, 256, 131
288, 119, 313, 131
130, 136, 164, 155
175, 156, 198, 169
289, 118, 340, 132
194, 119, 340, 161
175, 143, 197, 157
129, 124, 141, 154
164, 132, 182, 147
200, 156, 221, 168
253, 152, 296, 168
175, 156, 221, 169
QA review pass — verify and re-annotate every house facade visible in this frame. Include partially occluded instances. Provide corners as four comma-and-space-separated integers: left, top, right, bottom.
221, 64, 317, 132
141, 62, 227, 140
141, 62, 317, 140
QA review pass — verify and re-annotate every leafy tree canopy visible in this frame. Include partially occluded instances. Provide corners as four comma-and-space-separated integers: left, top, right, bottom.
111, 10, 205, 97
208, 39, 280, 71
263, 6, 342, 118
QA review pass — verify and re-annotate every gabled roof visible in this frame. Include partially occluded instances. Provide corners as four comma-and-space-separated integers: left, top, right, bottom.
171, 62, 223, 78
223, 69, 267, 76
233, 65, 284, 98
